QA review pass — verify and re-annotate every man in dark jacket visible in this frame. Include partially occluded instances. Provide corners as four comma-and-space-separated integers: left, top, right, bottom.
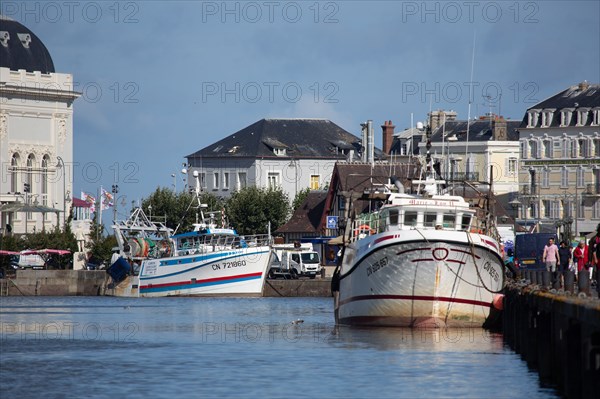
588, 223, 600, 293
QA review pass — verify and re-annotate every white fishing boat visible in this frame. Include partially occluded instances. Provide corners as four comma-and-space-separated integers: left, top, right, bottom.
107, 174, 272, 297
333, 169, 505, 328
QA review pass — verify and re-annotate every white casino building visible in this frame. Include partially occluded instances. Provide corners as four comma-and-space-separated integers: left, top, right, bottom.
0, 15, 80, 235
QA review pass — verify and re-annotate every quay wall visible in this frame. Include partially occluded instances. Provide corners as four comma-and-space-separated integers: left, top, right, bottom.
1, 270, 107, 296
1, 271, 332, 297
503, 285, 600, 398
263, 278, 331, 297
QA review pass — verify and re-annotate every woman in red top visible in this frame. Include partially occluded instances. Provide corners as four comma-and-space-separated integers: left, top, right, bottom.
573, 241, 587, 272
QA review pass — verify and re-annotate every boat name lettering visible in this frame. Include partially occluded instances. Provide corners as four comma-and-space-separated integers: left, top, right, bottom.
213, 260, 247, 270
483, 261, 499, 282
366, 257, 388, 277
408, 199, 449, 206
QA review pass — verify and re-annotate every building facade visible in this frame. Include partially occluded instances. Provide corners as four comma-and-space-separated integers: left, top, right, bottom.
0, 16, 79, 235
185, 118, 386, 202
517, 81, 600, 238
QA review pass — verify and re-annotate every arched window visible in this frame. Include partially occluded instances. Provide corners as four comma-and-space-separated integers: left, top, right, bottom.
10, 153, 20, 192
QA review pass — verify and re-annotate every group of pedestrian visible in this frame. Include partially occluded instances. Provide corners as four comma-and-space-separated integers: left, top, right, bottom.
542, 223, 600, 292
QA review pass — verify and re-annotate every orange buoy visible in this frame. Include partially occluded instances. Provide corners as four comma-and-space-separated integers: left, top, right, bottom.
492, 294, 504, 311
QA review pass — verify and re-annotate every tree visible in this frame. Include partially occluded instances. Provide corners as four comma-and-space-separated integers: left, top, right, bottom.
226, 187, 290, 235
142, 187, 223, 233
292, 187, 311, 212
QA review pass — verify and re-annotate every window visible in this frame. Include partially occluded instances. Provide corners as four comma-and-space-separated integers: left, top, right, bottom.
389, 209, 399, 225
461, 214, 472, 230
529, 140, 538, 159
592, 108, 600, 126
424, 213, 437, 227
508, 158, 517, 176
544, 139, 552, 158
267, 172, 279, 189
213, 172, 219, 190
404, 211, 418, 227
571, 139, 578, 157
543, 200, 551, 218
338, 196, 346, 210
593, 201, 600, 219
561, 110, 573, 126
310, 175, 320, 190
576, 109, 589, 126
443, 214, 455, 229
10, 153, 19, 192
237, 172, 247, 190
274, 148, 286, 156
562, 138, 570, 158
527, 111, 539, 127
577, 167, 585, 188
200, 172, 206, 189
520, 141, 528, 159
578, 138, 587, 157
223, 172, 229, 190
561, 167, 569, 187
541, 168, 550, 188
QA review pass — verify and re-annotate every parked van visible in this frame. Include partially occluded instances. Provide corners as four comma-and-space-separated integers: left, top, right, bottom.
514, 233, 558, 270
269, 243, 321, 279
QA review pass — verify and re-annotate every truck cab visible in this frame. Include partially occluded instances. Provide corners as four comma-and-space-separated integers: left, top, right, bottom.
269, 243, 322, 279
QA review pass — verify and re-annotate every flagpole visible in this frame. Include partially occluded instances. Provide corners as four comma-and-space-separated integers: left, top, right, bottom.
98, 186, 102, 239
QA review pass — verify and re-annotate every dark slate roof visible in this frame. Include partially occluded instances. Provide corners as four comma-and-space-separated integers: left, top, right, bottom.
186, 118, 386, 160
519, 82, 600, 128
0, 16, 55, 74
429, 120, 520, 142
276, 191, 327, 234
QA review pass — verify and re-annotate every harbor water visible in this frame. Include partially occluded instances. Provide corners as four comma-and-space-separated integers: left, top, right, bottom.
1, 297, 559, 398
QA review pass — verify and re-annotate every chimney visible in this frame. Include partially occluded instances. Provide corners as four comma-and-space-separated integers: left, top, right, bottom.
579, 80, 590, 91
367, 120, 374, 164
492, 116, 508, 141
381, 120, 395, 155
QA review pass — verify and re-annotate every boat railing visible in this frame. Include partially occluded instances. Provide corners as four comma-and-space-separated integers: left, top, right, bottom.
176, 233, 272, 256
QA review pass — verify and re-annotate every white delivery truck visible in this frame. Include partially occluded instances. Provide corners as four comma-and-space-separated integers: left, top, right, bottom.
269, 242, 321, 279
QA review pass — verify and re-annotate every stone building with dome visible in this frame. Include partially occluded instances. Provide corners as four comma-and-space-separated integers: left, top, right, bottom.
0, 15, 80, 235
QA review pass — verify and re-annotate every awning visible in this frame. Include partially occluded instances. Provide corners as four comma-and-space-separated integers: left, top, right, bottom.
0, 202, 62, 213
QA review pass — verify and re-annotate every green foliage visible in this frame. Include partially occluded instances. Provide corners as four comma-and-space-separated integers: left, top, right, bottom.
88, 234, 117, 266
142, 187, 223, 232
292, 187, 311, 212
226, 187, 290, 235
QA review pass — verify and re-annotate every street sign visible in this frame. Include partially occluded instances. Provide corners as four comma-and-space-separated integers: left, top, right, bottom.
327, 216, 338, 229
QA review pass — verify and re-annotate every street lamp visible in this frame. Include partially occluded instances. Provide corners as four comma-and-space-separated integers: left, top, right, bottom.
509, 198, 521, 232
56, 156, 66, 228
171, 173, 176, 192
112, 185, 119, 223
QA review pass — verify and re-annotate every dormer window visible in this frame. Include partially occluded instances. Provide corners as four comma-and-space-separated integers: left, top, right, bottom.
576, 108, 590, 126
274, 148, 286, 156
541, 109, 555, 127
560, 108, 574, 126
591, 108, 600, 126
527, 110, 540, 128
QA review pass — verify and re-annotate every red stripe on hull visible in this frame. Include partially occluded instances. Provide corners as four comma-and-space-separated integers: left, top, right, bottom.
340, 294, 492, 308
140, 272, 262, 290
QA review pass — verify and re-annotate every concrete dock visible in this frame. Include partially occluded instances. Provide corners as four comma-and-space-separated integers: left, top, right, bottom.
503, 282, 600, 398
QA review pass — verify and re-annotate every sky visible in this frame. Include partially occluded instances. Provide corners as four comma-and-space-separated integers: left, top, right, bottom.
2, 0, 599, 220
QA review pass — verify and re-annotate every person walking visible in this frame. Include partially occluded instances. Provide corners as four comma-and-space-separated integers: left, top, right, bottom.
588, 223, 600, 294
558, 240, 572, 288
573, 240, 587, 280
543, 237, 559, 285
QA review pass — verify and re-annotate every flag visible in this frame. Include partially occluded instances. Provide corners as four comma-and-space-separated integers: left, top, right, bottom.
101, 188, 114, 210
81, 192, 96, 213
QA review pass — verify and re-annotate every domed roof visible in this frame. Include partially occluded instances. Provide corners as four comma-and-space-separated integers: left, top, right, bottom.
0, 15, 55, 74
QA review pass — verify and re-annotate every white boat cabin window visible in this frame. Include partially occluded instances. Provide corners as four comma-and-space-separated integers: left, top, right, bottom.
404, 211, 418, 227
389, 209, 399, 225
442, 214, 456, 229
461, 214, 472, 230
424, 213, 437, 228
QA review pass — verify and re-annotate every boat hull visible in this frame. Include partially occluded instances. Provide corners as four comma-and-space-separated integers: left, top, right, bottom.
128, 247, 271, 297
337, 231, 504, 327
